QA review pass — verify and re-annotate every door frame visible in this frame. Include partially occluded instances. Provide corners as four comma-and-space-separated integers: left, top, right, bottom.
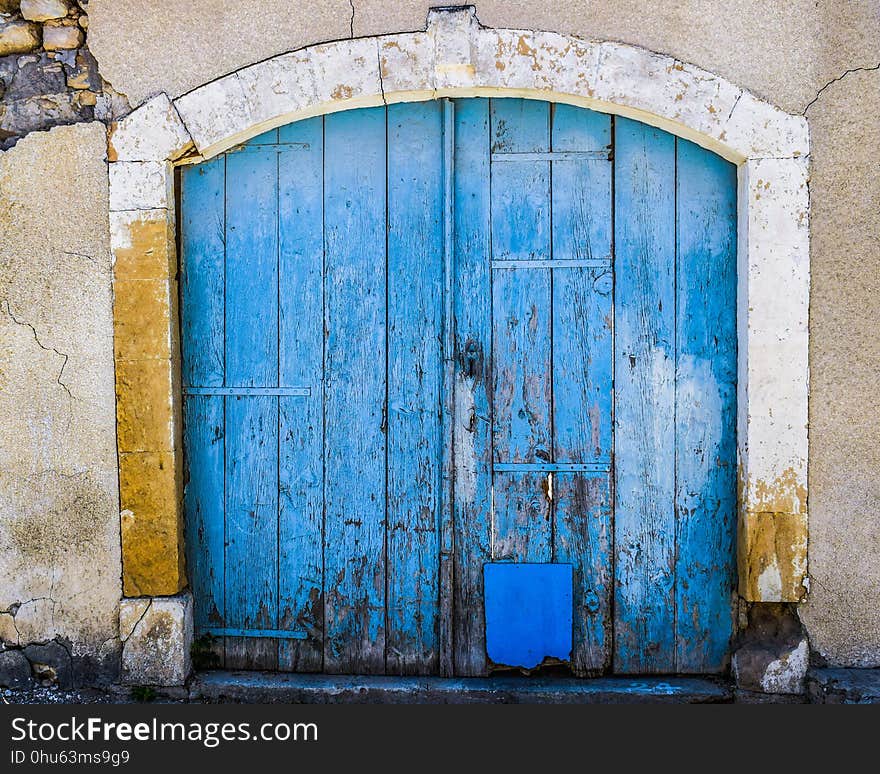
108, 7, 809, 684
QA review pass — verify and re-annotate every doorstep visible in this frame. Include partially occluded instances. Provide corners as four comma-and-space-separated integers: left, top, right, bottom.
190, 671, 732, 704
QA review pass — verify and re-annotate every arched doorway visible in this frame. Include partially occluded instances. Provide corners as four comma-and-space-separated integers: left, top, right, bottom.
179, 97, 737, 677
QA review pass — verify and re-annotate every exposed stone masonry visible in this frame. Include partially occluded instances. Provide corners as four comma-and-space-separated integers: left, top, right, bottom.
0, 0, 127, 149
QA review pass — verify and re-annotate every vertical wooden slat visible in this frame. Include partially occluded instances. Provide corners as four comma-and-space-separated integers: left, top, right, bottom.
323, 106, 387, 674
674, 138, 737, 673
438, 99, 456, 677
277, 118, 324, 672
223, 143, 279, 669
385, 101, 443, 674
490, 99, 553, 567
613, 116, 676, 673
550, 105, 613, 674
180, 156, 226, 389
181, 156, 226, 664
451, 97, 493, 676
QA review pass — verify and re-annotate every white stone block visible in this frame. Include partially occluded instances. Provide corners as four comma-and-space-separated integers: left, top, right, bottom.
236, 50, 317, 131
311, 37, 382, 107
724, 89, 810, 159
174, 73, 254, 157
109, 161, 169, 211
110, 93, 192, 163
120, 592, 192, 686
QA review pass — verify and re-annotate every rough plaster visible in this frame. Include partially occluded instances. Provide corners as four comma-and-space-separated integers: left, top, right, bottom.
0, 122, 121, 678
799, 67, 880, 666
86, 0, 880, 114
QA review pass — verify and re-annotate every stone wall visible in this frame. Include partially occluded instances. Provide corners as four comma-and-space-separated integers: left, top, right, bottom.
0, 0, 878, 686
0, 0, 126, 149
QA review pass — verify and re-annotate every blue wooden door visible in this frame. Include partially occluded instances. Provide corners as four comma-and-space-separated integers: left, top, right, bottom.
180, 98, 736, 676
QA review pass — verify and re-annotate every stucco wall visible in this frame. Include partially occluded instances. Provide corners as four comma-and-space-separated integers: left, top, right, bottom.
0, 121, 121, 683
1, 0, 879, 673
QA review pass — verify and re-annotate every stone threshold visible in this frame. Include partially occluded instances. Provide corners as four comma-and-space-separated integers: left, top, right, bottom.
190, 671, 732, 704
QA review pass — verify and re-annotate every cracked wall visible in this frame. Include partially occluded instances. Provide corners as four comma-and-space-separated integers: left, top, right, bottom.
0, 121, 121, 684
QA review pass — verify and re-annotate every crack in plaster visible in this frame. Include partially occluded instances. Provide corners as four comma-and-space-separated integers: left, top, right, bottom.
120, 599, 152, 644
1, 298, 73, 400
803, 62, 880, 114
348, 0, 355, 39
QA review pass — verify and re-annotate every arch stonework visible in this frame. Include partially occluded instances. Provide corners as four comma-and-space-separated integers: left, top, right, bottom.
107, 6, 809, 680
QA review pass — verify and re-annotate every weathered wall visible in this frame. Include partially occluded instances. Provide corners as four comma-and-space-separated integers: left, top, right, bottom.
1, 0, 878, 676
0, 121, 121, 685
87, 0, 880, 115
799, 67, 880, 666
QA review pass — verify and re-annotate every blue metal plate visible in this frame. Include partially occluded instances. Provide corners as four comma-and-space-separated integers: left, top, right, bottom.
484, 563, 573, 669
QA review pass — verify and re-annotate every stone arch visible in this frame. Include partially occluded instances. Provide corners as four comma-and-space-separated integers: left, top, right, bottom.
107, 5, 809, 661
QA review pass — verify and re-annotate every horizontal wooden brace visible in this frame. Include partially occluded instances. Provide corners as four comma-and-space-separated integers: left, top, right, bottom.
491, 151, 610, 162
201, 627, 308, 640
491, 258, 611, 269
183, 386, 311, 397
493, 462, 611, 473
226, 142, 312, 154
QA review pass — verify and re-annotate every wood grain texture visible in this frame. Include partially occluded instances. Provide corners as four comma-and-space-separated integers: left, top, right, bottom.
674, 138, 737, 673
180, 155, 225, 388
451, 98, 493, 677
322, 106, 387, 674
277, 118, 324, 672
549, 105, 614, 674
386, 101, 443, 674
223, 136, 280, 669
613, 116, 677, 674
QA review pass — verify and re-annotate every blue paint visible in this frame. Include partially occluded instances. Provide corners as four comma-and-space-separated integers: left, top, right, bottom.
179, 97, 737, 677
484, 563, 573, 669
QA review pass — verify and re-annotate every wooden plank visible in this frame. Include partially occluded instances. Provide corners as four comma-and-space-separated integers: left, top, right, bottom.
451, 97, 493, 676
674, 138, 737, 673
223, 145, 279, 669
489, 99, 553, 626
180, 154, 226, 666
613, 116, 676, 673
385, 101, 443, 675
276, 117, 324, 672
438, 99, 455, 677
182, 396, 226, 643
554, 474, 612, 675
550, 104, 614, 674
323, 106, 387, 674
180, 155, 225, 388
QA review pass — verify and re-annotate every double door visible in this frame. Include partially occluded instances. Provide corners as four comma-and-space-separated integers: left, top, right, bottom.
180, 97, 737, 675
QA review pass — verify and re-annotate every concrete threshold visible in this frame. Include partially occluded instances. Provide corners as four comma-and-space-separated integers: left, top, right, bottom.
191, 671, 732, 704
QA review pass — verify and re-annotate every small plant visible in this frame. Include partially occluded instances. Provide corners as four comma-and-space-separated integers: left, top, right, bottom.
190, 634, 221, 670
130, 686, 156, 702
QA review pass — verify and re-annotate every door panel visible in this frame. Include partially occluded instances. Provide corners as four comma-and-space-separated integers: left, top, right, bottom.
180, 98, 738, 677
323, 107, 388, 674
386, 101, 444, 675
451, 98, 494, 677
277, 117, 324, 672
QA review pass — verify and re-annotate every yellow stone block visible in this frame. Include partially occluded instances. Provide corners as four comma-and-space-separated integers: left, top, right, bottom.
738, 510, 808, 602
119, 451, 186, 596
111, 210, 175, 280
115, 358, 175, 452
113, 279, 173, 360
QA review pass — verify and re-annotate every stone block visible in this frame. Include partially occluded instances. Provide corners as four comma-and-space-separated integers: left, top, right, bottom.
119, 450, 184, 597
19, 0, 69, 22
0, 649, 32, 689
732, 604, 809, 694
114, 358, 175, 452
23, 641, 73, 688
121, 592, 192, 686
109, 161, 169, 211
42, 23, 82, 51
108, 93, 192, 163
0, 21, 40, 56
